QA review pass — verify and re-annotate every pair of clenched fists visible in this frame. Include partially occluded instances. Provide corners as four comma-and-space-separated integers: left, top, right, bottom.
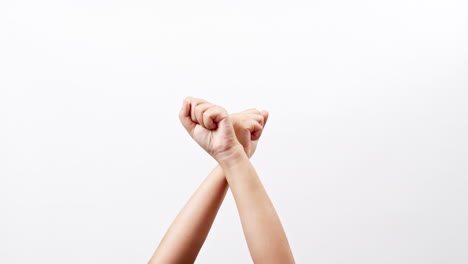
179, 97, 269, 160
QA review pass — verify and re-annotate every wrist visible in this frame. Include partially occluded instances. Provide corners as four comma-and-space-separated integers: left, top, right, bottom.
215, 144, 248, 168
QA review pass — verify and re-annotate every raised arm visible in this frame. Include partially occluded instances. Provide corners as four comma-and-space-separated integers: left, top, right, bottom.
171, 96, 294, 263
218, 147, 295, 264
148, 165, 228, 264
148, 98, 268, 263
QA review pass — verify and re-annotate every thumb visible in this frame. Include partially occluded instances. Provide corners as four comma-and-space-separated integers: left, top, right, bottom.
217, 115, 237, 140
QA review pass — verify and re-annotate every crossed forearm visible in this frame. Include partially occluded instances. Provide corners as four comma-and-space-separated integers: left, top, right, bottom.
219, 146, 295, 264
149, 97, 294, 263
150, 154, 294, 264
149, 165, 228, 264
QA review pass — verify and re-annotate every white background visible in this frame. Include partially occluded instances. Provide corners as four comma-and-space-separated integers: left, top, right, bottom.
1, 0, 467, 263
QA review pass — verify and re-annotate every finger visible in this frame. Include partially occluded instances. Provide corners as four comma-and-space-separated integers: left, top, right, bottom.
250, 120, 264, 141
248, 112, 265, 127
190, 97, 208, 123
205, 105, 229, 127
244, 108, 261, 114
179, 97, 196, 134
202, 105, 218, 130
195, 102, 212, 127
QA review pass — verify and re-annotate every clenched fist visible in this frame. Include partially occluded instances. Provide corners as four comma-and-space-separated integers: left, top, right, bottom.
231, 109, 269, 158
179, 97, 242, 161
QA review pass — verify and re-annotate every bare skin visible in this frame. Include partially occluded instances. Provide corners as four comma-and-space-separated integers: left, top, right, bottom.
148, 97, 294, 264
148, 165, 228, 263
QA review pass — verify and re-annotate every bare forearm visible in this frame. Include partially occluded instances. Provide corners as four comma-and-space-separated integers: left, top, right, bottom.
156, 96, 282, 263
219, 148, 295, 264
149, 166, 228, 264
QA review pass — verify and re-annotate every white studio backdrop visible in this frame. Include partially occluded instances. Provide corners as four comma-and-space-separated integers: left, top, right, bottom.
1, 0, 467, 263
